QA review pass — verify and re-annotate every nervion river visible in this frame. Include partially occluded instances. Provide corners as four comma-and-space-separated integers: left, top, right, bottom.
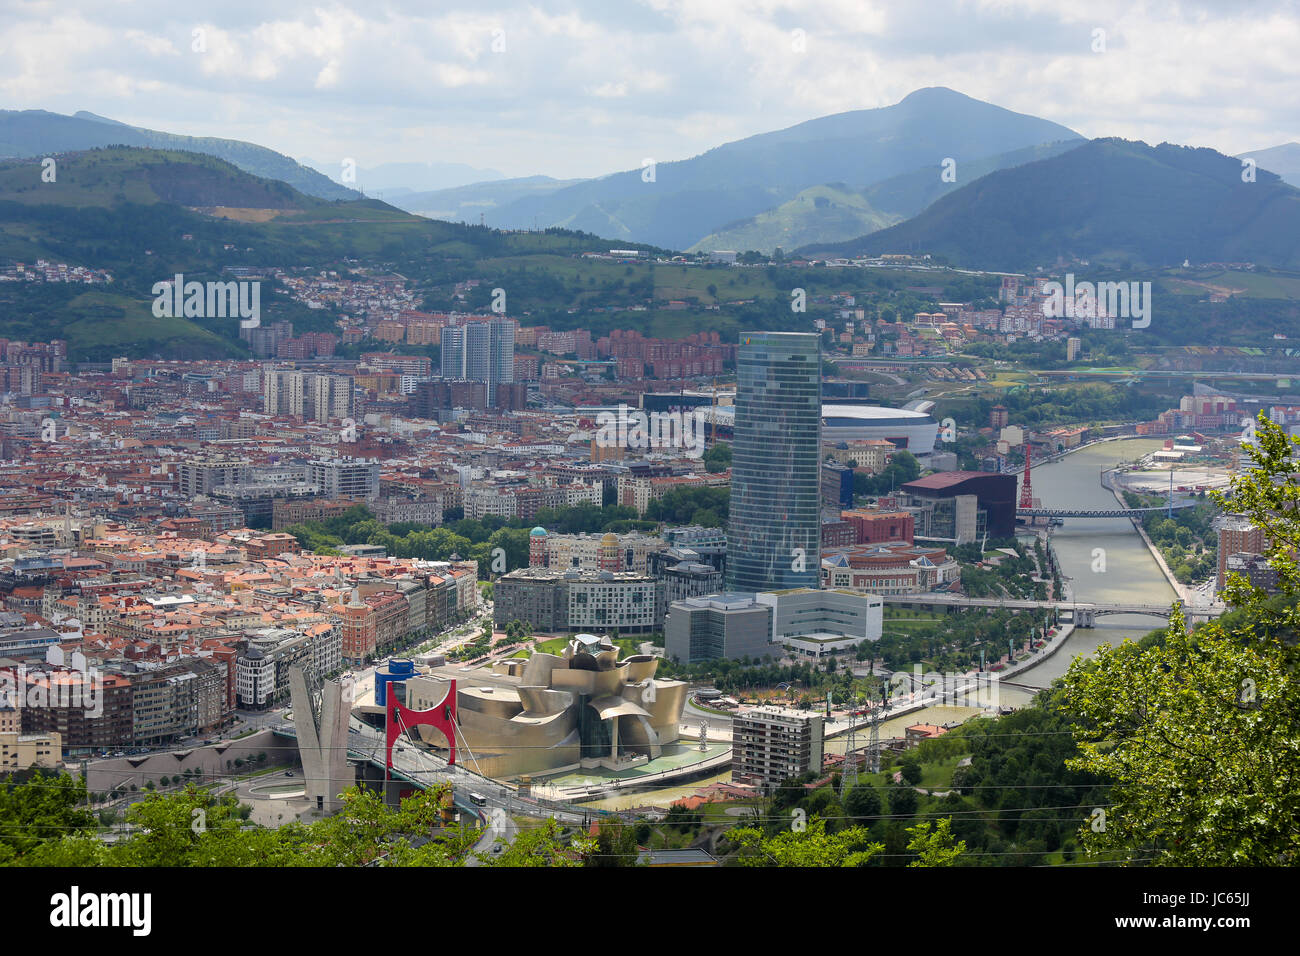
998, 437, 1176, 706
822, 439, 1178, 757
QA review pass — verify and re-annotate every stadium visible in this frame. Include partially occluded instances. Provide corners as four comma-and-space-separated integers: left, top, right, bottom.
819, 403, 939, 458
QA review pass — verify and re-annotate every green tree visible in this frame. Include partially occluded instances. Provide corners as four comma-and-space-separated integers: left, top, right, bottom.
844, 784, 882, 823
0, 771, 97, 864
729, 818, 882, 866
586, 819, 640, 867
888, 785, 918, 818
905, 818, 967, 866
1061, 413, 1300, 866
702, 441, 732, 474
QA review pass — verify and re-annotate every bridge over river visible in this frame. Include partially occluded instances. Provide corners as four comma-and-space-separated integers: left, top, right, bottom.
882, 592, 1226, 626
1017, 503, 1195, 519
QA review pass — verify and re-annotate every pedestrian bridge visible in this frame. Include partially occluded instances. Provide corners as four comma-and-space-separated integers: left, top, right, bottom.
881, 593, 1225, 626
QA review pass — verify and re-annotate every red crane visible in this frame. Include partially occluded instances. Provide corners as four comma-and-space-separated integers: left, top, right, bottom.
1018, 444, 1034, 510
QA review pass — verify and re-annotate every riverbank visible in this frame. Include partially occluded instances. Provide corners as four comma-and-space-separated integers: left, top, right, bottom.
1103, 467, 1194, 605
1005, 432, 1146, 475
821, 621, 1078, 739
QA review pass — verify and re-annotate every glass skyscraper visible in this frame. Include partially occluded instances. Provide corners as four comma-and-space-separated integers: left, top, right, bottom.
725, 331, 822, 593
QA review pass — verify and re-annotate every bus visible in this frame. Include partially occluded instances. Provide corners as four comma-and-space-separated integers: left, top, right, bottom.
468, 792, 487, 807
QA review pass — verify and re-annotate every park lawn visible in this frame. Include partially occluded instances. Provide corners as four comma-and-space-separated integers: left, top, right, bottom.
918, 755, 965, 790
698, 800, 762, 824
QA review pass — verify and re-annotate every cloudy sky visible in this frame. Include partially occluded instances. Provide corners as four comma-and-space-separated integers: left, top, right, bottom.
2, 0, 1297, 182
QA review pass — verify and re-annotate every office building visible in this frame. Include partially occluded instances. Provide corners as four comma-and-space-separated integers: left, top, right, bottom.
900, 471, 1017, 543
664, 592, 772, 663
726, 332, 822, 592
755, 587, 883, 659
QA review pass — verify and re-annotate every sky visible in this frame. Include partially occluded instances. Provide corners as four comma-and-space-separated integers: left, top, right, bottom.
1, 0, 1297, 183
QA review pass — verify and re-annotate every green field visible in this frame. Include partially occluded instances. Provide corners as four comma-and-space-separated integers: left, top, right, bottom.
1165, 269, 1300, 299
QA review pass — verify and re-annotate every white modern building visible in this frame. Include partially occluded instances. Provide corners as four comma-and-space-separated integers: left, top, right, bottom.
820, 404, 938, 458
755, 587, 883, 659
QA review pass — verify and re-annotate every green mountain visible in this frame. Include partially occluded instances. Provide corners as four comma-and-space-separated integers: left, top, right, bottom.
475, 87, 1081, 249
804, 139, 1300, 271
1239, 143, 1300, 188
0, 109, 358, 200
0, 147, 658, 360
692, 140, 1084, 254
689, 184, 903, 254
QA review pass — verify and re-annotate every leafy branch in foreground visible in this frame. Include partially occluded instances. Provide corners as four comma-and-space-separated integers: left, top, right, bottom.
6, 782, 580, 867
728, 817, 883, 866
906, 818, 967, 866
1061, 412, 1300, 865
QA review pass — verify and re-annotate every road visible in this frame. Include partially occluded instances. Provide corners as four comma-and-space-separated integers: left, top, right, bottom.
345, 716, 592, 826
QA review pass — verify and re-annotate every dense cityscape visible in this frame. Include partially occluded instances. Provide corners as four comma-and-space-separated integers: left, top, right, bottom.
0, 2, 1293, 934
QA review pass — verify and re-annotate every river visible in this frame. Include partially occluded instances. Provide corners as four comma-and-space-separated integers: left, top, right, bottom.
999, 437, 1175, 704
829, 437, 1178, 743
583, 439, 1179, 797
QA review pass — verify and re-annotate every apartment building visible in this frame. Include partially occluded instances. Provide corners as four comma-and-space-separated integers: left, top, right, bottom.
732, 707, 825, 792
493, 567, 659, 634
0, 730, 61, 771
308, 457, 380, 500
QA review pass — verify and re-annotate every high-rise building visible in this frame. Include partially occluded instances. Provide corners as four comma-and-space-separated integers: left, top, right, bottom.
263, 370, 354, 423
440, 319, 514, 400
726, 332, 821, 592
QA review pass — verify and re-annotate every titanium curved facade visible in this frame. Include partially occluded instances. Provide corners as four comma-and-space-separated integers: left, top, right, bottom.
726, 331, 821, 593
405, 635, 686, 779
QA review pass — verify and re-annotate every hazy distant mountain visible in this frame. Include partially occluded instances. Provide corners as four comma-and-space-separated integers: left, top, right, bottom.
301, 158, 506, 195
470, 87, 1082, 249
804, 138, 1300, 270
0, 109, 358, 200
395, 175, 587, 223
1240, 143, 1300, 188
692, 139, 1084, 254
